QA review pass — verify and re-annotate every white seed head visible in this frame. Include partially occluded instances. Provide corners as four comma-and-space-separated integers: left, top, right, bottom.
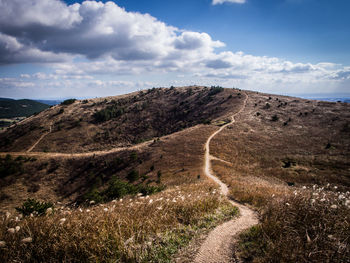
7, 228, 15, 234
0, 241, 5, 247
21, 237, 33, 243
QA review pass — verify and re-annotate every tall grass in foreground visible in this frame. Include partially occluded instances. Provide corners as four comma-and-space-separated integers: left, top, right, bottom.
238, 186, 350, 262
0, 182, 238, 262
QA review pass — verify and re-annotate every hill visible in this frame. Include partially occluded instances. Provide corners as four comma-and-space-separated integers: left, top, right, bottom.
0, 98, 49, 118
0, 86, 241, 153
0, 86, 349, 262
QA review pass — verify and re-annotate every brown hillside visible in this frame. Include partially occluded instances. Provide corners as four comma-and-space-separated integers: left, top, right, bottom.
0, 86, 241, 153
0, 87, 349, 213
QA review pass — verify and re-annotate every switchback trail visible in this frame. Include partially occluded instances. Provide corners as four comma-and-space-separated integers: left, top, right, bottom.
194, 94, 258, 263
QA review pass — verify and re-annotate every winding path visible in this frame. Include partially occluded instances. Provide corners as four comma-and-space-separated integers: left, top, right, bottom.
194, 94, 258, 263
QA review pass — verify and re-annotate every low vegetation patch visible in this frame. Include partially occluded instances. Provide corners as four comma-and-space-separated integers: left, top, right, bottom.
16, 199, 54, 217
83, 176, 165, 204
60, 99, 76, 105
93, 104, 125, 122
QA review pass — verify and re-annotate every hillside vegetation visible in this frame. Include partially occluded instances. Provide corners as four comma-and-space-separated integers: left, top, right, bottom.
0, 98, 49, 118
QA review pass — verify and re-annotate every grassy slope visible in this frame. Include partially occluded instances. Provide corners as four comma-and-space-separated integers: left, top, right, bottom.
0, 87, 241, 153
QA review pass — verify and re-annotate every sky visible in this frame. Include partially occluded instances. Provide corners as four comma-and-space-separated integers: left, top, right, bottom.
0, 0, 349, 99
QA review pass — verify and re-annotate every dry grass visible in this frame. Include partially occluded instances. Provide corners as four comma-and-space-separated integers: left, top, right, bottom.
238, 186, 350, 262
211, 161, 289, 208
0, 181, 238, 262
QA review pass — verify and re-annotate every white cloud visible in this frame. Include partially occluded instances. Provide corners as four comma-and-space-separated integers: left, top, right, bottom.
212, 0, 246, 5
0, 33, 70, 64
0, 0, 348, 97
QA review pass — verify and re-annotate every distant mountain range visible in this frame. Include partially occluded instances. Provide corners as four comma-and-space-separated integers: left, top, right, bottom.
0, 98, 50, 118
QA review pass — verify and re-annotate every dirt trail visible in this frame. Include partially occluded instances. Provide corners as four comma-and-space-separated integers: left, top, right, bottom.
26, 122, 53, 152
194, 94, 258, 263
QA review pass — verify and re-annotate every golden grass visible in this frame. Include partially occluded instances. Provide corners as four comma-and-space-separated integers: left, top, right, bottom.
238, 186, 350, 262
0, 181, 239, 262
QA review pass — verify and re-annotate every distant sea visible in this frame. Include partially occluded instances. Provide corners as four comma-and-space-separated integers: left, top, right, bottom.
310, 98, 350, 103
35, 99, 63, 106
300, 96, 350, 103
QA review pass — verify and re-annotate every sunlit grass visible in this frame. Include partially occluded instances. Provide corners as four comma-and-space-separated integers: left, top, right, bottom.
0, 181, 238, 262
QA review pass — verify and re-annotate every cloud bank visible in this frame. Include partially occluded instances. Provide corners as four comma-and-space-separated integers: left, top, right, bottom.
0, 0, 348, 98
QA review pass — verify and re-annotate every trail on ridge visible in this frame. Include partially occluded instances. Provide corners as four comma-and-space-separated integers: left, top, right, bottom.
194, 94, 258, 263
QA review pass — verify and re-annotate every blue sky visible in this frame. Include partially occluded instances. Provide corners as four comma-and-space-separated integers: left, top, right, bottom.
0, 0, 349, 99
112, 0, 350, 64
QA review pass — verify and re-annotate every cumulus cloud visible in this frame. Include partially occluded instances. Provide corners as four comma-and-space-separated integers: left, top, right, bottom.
0, 0, 211, 63
0, 0, 348, 97
0, 33, 70, 64
212, 0, 246, 5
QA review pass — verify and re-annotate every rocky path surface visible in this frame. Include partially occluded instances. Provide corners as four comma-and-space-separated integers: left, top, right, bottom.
194, 94, 258, 263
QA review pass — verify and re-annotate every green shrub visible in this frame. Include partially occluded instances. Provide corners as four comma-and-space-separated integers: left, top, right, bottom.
127, 170, 139, 182
16, 198, 54, 216
93, 105, 125, 122
209, 86, 224, 96
84, 188, 104, 203
61, 99, 76, 105
264, 103, 271, 109
104, 177, 138, 199
271, 114, 279, 122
